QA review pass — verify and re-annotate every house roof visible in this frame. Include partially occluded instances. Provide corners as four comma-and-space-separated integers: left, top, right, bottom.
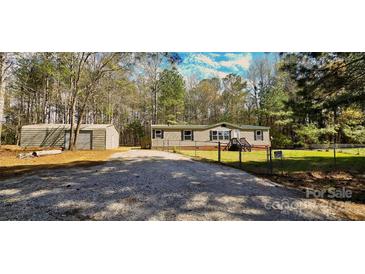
22, 124, 115, 130
151, 122, 270, 130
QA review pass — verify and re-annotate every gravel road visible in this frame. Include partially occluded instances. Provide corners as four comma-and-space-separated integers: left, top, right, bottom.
0, 150, 357, 220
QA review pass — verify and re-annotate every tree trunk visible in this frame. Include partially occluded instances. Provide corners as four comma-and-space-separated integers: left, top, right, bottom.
69, 94, 77, 151
0, 53, 6, 146
68, 53, 89, 150
72, 81, 99, 149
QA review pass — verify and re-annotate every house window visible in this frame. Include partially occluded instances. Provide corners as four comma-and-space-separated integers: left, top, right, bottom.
183, 130, 192, 140
224, 131, 230, 140
155, 130, 163, 139
255, 130, 263, 141
212, 131, 218, 140
211, 130, 230, 141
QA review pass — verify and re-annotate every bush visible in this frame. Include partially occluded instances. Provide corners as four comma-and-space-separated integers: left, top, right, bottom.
271, 132, 293, 148
140, 136, 151, 149
295, 124, 322, 144
342, 125, 365, 144
293, 141, 306, 148
1, 125, 17, 145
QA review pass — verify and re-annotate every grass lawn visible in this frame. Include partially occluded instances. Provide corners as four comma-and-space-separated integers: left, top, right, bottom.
179, 148, 365, 175
337, 147, 365, 156
0, 145, 131, 180
178, 148, 365, 202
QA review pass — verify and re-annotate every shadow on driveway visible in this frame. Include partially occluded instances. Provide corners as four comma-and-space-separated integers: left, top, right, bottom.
0, 151, 353, 220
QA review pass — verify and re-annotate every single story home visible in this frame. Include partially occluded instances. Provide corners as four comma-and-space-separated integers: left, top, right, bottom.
151, 122, 270, 149
20, 124, 119, 150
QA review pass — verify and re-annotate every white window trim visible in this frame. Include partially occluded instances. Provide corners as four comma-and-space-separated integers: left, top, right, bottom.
212, 130, 230, 141
155, 130, 163, 139
255, 130, 263, 140
183, 130, 192, 141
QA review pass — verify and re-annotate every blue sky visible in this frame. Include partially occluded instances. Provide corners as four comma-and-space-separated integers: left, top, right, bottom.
176, 52, 275, 80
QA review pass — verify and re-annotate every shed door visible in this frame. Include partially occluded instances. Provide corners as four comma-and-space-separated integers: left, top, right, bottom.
65, 130, 92, 150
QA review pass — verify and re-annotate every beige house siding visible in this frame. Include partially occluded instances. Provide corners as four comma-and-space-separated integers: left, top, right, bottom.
92, 129, 106, 150
20, 124, 119, 150
65, 130, 92, 150
105, 126, 119, 149
20, 127, 65, 147
151, 124, 270, 148
239, 129, 270, 146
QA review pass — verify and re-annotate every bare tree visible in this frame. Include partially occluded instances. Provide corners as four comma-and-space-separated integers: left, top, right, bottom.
247, 55, 277, 125
71, 53, 119, 150
137, 53, 164, 124
0, 53, 12, 146
64, 52, 91, 150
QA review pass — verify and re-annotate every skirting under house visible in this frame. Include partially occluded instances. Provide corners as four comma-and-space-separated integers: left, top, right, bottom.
20, 124, 119, 150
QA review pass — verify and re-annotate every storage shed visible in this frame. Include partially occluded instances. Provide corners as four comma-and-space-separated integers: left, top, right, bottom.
20, 124, 119, 150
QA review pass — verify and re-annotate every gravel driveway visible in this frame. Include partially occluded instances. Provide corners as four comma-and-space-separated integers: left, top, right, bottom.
0, 150, 357, 220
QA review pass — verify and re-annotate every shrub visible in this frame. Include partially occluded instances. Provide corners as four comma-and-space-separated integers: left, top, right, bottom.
342, 125, 365, 144
295, 124, 322, 144
271, 132, 293, 148
140, 136, 151, 149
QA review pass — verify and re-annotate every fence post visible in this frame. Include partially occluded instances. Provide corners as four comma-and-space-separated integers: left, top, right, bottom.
239, 146, 242, 168
333, 142, 337, 167
167, 140, 169, 152
218, 141, 221, 162
195, 141, 197, 157
269, 147, 273, 174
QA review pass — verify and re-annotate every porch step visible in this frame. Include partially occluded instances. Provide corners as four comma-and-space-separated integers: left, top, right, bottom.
224, 137, 252, 152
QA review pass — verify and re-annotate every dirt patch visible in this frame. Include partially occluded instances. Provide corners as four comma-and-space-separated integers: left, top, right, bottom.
123, 197, 140, 205
0, 145, 130, 180
263, 171, 365, 203
180, 151, 365, 207
46, 207, 96, 221
0, 145, 59, 157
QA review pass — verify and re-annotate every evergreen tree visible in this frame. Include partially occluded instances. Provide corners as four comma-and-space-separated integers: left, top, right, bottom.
158, 68, 185, 124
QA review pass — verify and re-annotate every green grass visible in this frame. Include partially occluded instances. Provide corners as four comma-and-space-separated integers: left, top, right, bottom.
336, 147, 365, 156
178, 148, 365, 174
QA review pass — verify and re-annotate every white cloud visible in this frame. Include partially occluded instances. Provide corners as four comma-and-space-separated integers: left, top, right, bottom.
224, 53, 237, 58
194, 54, 218, 67
178, 64, 227, 80
178, 52, 253, 80
193, 53, 252, 70
219, 53, 252, 70
199, 66, 228, 78
206, 53, 221, 58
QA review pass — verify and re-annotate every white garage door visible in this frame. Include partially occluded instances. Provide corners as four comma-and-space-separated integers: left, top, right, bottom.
64, 130, 92, 150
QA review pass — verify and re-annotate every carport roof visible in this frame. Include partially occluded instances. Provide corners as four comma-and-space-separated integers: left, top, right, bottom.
151, 122, 270, 130
22, 124, 115, 130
